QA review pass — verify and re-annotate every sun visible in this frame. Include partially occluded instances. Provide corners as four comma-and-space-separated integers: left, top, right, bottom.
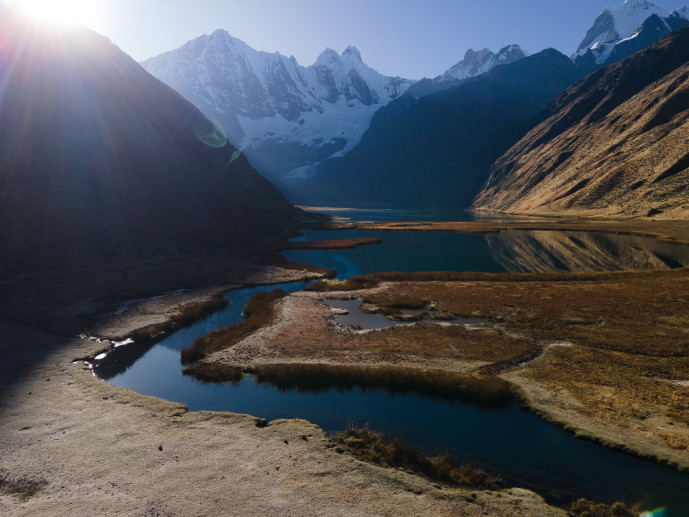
17, 0, 102, 26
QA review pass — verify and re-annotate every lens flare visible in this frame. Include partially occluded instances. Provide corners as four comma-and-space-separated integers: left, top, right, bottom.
228, 149, 242, 166
640, 508, 667, 517
16, 0, 103, 26
194, 122, 227, 149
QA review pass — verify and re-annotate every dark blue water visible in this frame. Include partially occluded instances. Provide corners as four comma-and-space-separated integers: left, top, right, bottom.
284, 229, 506, 279
304, 208, 475, 222
283, 228, 689, 279
304, 207, 535, 223
95, 230, 689, 514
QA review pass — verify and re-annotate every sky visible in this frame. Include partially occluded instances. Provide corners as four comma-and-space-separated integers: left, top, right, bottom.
3, 0, 689, 79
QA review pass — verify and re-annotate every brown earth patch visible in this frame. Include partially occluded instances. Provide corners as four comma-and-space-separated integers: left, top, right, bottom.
279, 237, 383, 250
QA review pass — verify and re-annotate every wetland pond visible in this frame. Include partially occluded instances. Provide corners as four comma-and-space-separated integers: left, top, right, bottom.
95, 228, 689, 513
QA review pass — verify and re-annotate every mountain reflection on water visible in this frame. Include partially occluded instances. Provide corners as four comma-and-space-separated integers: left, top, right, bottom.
282, 229, 689, 279
486, 230, 689, 272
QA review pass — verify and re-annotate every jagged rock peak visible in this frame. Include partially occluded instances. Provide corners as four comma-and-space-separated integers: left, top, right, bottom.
314, 45, 362, 66
343, 45, 362, 60
315, 47, 340, 66
574, 0, 677, 58
436, 44, 527, 83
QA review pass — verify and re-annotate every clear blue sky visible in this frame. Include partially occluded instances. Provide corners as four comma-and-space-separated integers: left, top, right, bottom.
5, 0, 689, 78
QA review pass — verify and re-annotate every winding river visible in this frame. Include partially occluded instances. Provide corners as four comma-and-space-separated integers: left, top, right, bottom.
95, 228, 689, 514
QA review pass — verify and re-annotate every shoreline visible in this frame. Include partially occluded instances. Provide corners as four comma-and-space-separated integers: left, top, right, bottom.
319, 218, 689, 245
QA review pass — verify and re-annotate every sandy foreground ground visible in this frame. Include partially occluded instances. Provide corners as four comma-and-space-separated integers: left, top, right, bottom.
0, 273, 564, 516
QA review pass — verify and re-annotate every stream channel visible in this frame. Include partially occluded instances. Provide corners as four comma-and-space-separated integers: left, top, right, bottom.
95, 228, 689, 514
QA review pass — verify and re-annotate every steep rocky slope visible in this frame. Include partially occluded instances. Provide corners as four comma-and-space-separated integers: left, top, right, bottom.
473, 28, 689, 219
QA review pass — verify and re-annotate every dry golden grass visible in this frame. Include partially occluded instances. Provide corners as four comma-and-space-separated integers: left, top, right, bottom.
184, 363, 513, 407
523, 346, 689, 451
272, 319, 537, 365
383, 269, 689, 355
568, 498, 634, 517
344, 219, 689, 244
379, 270, 689, 452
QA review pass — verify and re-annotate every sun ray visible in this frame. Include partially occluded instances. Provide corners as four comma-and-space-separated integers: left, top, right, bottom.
16, 0, 102, 26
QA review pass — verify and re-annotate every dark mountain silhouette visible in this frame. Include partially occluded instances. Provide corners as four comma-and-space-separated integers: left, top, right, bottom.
0, 12, 302, 279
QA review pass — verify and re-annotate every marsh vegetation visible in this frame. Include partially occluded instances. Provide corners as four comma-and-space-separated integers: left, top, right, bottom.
183, 363, 514, 407
180, 289, 286, 364
334, 427, 502, 490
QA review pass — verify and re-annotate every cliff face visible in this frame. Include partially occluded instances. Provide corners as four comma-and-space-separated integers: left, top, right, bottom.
473, 28, 689, 219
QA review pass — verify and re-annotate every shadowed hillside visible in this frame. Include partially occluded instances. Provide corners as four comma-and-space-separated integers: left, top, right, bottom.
289, 49, 587, 210
474, 28, 689, 219
0, 12, 302, 282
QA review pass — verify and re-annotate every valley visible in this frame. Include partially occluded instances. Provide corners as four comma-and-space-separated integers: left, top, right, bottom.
2, 1, 689, 516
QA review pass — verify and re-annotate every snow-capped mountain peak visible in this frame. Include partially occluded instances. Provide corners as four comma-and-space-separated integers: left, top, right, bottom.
574, 0, 688, 63
343, 45, 362, 60
434, 44, 528, 85
141, 32, 414, 186
315, 48, 340, 66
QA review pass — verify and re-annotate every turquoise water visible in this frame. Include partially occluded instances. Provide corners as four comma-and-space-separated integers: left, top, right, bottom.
95, 230, 689, 513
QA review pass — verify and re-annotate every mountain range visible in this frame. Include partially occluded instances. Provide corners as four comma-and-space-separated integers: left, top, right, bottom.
141, 33, 530, 188
141, 32, 414, 186
141, 0, 689, 216
288, 48, 588, 209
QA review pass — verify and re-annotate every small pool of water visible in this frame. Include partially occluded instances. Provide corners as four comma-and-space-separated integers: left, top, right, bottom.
323, 298, 494, 331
